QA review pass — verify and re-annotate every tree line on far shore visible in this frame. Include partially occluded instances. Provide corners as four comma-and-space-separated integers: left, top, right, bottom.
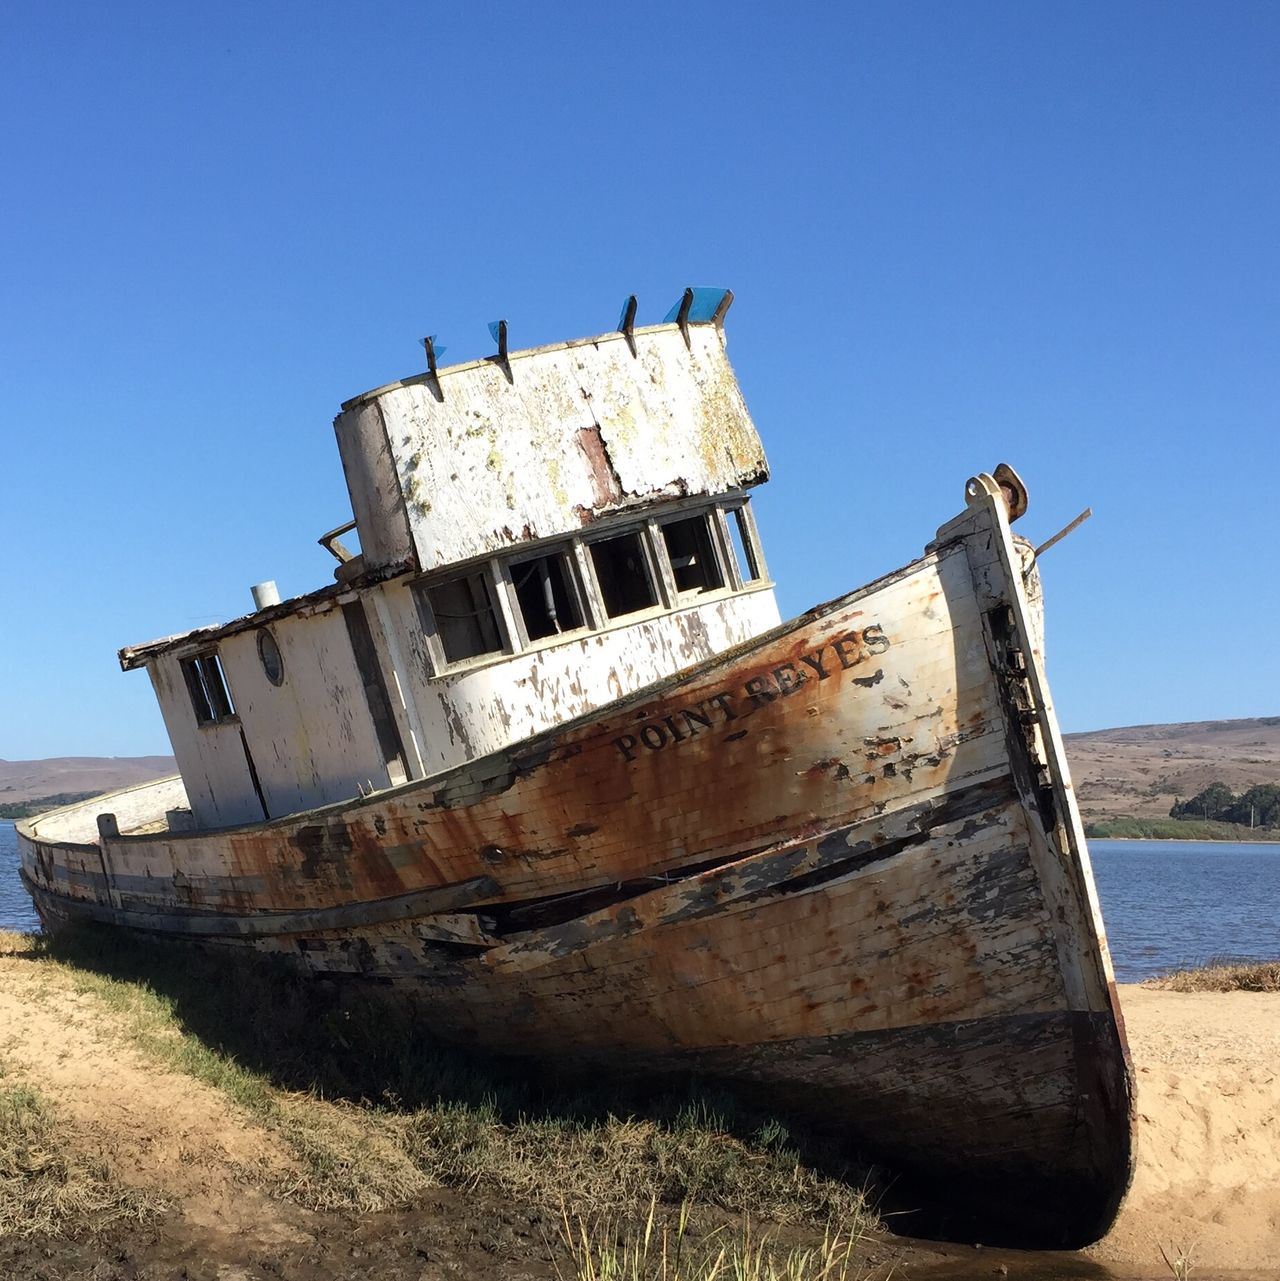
0, 791, 102, 820
1170, 781, 1280, 829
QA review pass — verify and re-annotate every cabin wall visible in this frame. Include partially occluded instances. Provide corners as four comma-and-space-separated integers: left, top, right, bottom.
149, 658, 267, 829
130, 321, 781, 830
146, 574, 779, 830
365, 578, 782, 776
217, 611, 390, 818
336, 324, 769, 576
149, 607, 392, 829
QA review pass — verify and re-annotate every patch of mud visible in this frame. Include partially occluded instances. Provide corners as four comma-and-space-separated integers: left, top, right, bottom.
2, 1189, 564, 1281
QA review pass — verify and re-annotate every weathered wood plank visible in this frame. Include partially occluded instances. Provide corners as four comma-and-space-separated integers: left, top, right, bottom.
18, 480, 1133, 1250
24, 870, 497, 938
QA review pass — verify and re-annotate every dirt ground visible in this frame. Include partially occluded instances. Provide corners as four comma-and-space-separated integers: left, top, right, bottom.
2, 954, 1278, 1281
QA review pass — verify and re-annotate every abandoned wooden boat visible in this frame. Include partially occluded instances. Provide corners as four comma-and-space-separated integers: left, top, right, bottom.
17, 290, 1134, 1246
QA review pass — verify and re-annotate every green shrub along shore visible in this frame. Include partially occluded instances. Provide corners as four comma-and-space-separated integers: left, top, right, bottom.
1084, 816, 1280, 841
1085, 779, 1280, 840
0, 792, 103, 821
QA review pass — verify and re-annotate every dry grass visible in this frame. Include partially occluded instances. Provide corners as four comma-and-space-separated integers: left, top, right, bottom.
1144, 961, 1280, 993
556, 1199, 881, 1281
0, 1071, 159, 1240
7, 927, 877, 1234
273, 1096, 429, 1213
1160, 1240, 1197, 1280
398, 1099, 871, 1227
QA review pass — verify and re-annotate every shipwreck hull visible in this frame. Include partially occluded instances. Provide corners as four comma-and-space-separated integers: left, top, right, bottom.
19, 475, 1134, 1246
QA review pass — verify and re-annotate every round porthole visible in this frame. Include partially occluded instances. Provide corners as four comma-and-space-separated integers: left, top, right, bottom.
257, 629, 285, 686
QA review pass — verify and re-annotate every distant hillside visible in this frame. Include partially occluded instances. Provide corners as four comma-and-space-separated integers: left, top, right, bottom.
1064, 718, 1280, 824
0, 756, 176, 806
3, 720, 1277, 829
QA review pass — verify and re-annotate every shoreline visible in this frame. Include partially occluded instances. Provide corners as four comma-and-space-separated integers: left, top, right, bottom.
1087, 834, 1280, 845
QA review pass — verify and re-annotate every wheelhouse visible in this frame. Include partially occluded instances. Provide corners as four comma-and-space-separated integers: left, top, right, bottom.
119, 294, 782, 830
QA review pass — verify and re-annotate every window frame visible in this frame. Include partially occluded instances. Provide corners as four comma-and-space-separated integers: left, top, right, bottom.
655, 509, 728, 600
413, 562, 513, 673
180, 649, 237, 728
256, 628, 286, 687
583, 523, 668, 621
716, 498, 768, 590
501, 546, 593, 649
409, 498, 770, 676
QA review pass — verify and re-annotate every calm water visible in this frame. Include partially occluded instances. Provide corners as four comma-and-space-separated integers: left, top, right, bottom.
1, 821, 40, 932
0, 822, 1275, 980
0, 822, 40, 932
1088, 838, 1280, 981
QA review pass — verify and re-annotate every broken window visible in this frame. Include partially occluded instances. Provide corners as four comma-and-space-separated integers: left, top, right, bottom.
511, 549, 585, 642
589, 531, 659, 619
724, 504, 762, 584
181, 651, 236, 726
419, 570, 505, 665
660, 514, 725, 596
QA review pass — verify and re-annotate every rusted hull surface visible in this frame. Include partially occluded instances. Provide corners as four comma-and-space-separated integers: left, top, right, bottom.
27, 545, 1006, 915
18, 479, 1134, 1246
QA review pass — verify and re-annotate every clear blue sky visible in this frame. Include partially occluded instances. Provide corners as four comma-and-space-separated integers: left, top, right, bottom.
2, 2, 1277, 759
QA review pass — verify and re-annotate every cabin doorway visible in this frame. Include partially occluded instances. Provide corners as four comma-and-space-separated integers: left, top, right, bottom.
342, 601, 409, 787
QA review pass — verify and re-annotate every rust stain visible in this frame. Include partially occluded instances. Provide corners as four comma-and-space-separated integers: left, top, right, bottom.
576, 424, 620, 510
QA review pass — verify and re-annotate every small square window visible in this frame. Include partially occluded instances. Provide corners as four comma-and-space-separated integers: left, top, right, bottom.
420, 570, 505, 665
511, 549, 586, 642
181, 651, 236, 726
661, 514, 724, 595
589, 531, 659, 619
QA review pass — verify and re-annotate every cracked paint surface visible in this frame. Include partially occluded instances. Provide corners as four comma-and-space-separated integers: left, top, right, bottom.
335, 324, 768, 576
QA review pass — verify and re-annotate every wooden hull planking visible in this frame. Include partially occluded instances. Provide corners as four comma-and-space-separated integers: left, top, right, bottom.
19, 475, 1134, 1247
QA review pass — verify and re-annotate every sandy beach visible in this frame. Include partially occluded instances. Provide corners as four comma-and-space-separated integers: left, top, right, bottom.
1086, 985, 1280, 1275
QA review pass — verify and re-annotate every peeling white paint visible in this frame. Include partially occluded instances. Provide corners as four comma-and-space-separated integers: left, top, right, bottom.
148, 606, 390, 828
370, 581, 781, 777
335, 324, 767, 576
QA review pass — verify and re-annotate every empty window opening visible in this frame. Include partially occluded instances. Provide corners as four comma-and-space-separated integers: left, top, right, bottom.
725, 505, 762, 584
421, 571, 505, 665
512, 551, 585, 642
590, 532, 659, 619
661, 514, 725, 596
181, 651, 236, 726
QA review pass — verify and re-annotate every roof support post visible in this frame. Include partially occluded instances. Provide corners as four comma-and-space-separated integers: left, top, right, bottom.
618, 294, 638, 356
675, 288, 694, 348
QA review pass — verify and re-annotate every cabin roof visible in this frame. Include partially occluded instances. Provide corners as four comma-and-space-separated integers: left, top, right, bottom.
115, 561, 413, 671
118, 582, 346, 672
340, 320, 706, 411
